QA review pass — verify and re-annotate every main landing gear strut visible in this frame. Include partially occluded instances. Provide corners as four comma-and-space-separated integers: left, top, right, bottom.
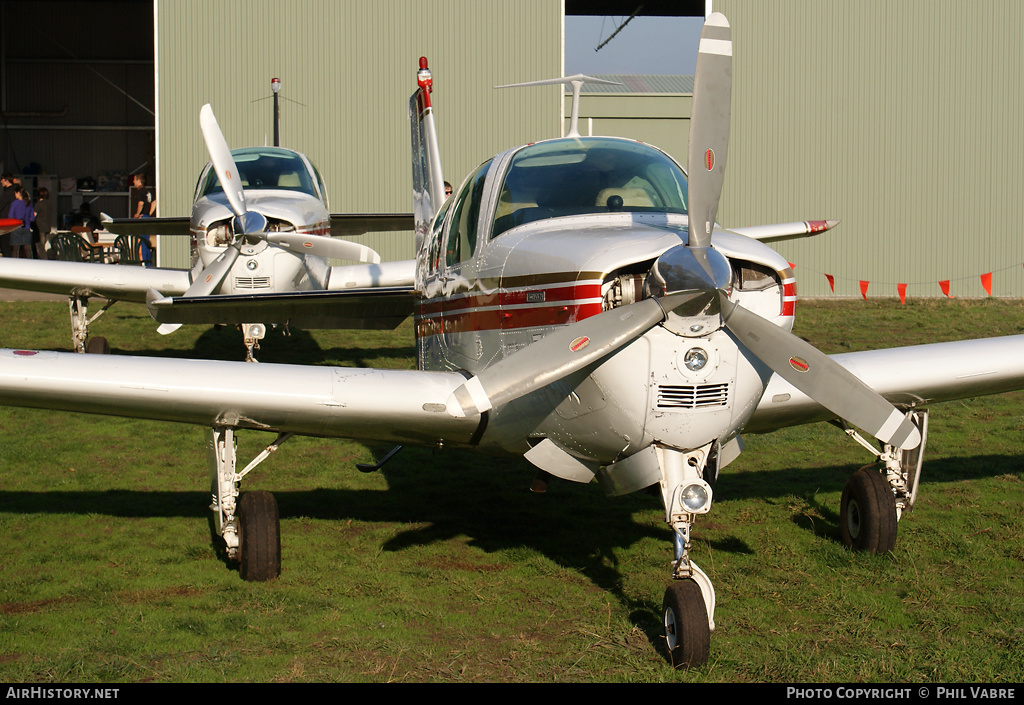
69, 295, 114, 354
207, 426, 293, 581
834, 409, 929, 554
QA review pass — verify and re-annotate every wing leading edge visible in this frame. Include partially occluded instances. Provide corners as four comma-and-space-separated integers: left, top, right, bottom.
0, 349, 479, 446
0, 258, 191, 302
745, 335, 1024, 434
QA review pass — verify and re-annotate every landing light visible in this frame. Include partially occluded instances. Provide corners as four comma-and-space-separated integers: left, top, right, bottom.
680, 481, 712, 514
684, 347, 709, 371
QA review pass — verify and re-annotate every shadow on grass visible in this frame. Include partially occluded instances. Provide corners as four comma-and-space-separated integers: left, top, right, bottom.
2, 444, 1017, 664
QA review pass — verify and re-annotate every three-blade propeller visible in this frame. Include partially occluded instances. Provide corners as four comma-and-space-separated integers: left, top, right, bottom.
180, 105, 381, 304
446, 13, 920, 451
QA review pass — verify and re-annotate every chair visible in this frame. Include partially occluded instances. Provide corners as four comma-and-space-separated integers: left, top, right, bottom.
113, 234, 153, 266
53, 231, 102, 262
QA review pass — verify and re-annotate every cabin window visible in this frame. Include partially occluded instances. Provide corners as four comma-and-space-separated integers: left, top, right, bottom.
196, 148, 320, 200
491, 137, 688, 239
445, 160, 491, 266
427, 196, 452, 273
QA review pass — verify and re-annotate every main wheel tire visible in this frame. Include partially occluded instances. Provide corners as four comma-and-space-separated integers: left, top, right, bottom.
662, 579, 710, 668
85, 336, 110, 354
840, 466, 897, 554
238, 490, 281, 582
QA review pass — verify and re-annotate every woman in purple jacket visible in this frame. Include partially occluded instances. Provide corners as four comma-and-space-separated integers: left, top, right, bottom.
7, 188, 35, 258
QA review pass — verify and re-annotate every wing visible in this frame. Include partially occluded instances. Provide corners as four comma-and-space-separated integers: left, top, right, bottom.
147, 286, 415, 329
0, 258, 191, 303
744, 335, 1024, 433
0, 349, 479, 447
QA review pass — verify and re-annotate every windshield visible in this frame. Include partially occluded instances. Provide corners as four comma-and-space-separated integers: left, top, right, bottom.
492, 137, 688, 238
196, 148, 320, 200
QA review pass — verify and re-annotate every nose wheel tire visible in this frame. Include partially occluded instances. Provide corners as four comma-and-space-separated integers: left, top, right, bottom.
840, 466, 897, 554
238, 490, 281, 581
662, 579, 710, 668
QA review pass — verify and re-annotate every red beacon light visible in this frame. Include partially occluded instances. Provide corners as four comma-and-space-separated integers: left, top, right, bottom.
417, 57, 433, 93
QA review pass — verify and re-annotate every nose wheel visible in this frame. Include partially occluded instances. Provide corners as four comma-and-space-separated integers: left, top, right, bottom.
662, 579, 711, 668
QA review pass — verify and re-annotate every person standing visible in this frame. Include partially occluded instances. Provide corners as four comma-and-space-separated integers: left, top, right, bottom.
131, 173, 156, 218
7, 188, 35, 258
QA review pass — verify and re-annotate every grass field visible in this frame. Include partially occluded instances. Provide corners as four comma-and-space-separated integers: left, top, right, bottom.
0, 298, 1022, 682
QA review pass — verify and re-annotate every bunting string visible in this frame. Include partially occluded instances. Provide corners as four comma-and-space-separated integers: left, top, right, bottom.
788, 260, 1024, 303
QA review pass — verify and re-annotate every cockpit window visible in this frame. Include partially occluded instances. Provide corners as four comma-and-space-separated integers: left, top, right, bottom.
492, 137, 688, 238
196, 148, 319, 200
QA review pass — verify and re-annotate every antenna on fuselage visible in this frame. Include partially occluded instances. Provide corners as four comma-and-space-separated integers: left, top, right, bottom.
495, 74, 620, 138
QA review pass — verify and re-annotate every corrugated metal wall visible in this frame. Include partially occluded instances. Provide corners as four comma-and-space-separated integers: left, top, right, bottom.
718, 0, 1024, 297
155, 0, 562, 266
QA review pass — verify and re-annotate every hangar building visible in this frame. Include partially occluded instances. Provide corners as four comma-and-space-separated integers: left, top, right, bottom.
2, 1, 1021, 296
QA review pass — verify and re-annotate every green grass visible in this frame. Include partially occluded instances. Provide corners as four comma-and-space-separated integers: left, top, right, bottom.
0, 298, 1022, 682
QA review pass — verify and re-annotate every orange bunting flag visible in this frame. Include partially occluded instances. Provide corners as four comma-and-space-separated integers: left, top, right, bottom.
980, 272, 993, 296
788, 262, 797, 269
897, 283, 907, 305
859, 280, 869, 300
824, 273, 835, 292
939, 280, 952, 297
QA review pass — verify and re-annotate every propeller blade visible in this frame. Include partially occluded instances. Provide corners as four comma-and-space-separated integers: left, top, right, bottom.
721, 297, 921, 450
199, 104, 249, 223
181, 245, 240, 299
686, 12, 732, 250
264, 232, 381, 263
446, 292, 704, 418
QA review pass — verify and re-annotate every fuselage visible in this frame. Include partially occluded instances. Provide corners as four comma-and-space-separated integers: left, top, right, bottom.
415, 136, 797, 466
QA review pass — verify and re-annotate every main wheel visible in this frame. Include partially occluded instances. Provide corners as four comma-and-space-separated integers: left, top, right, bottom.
85, 336, 110, 354
840, 466, 897, 553
238, 490, 281, 581
662, 579, 710, 668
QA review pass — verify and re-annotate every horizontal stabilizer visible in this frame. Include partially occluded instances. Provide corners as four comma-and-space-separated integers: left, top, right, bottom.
100, 216, 191, 237
329, 213, 413, 236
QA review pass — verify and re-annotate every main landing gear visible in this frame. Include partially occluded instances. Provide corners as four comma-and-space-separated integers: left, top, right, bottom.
69, 295, 114, 354
208, 426, 293, 581
833, 409, 928, 554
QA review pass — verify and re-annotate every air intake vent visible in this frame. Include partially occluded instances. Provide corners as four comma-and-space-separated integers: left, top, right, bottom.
234, 277, 272, 289
657, 384, 729, 409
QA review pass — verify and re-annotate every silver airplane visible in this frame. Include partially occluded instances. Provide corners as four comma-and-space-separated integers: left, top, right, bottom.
0, 103, 413, 360
2, 14, 1023, 667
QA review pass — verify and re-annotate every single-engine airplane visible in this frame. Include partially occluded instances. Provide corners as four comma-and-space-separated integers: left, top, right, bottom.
1, 14, 1023, 668
0, 104, 414, 360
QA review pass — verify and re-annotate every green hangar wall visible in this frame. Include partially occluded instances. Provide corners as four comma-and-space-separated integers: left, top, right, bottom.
154, 0, 564, 266
717, 0, 1024, 297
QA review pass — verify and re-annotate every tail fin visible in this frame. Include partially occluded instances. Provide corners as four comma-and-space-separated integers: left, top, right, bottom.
409, 57, 445, 253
